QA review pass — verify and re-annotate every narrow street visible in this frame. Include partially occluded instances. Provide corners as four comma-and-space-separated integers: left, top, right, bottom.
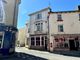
15, 47, 80, 60
0, 47, 80, 60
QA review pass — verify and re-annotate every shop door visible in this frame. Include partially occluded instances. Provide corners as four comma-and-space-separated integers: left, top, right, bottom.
69, 40, 75, 50
45, 40, 47, 50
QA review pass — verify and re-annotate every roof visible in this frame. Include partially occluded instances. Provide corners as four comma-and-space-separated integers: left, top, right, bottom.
29, 7, 50, 16
49, 10, 80, 14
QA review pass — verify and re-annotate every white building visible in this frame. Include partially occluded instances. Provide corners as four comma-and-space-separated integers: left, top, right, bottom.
27, 5, 80, 52
27, 7, 50, 50
49, 6, 80, 51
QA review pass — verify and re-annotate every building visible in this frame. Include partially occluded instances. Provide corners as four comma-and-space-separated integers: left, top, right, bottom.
17, 27, 26, 47
48, 6, 80, 51
27, 5, 80, 52
25, 21, 30, 48
0, 0, 20, 55
27, 7, 50, 50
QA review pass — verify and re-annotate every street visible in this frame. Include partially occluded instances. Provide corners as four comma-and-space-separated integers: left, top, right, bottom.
0, 47, 80, 60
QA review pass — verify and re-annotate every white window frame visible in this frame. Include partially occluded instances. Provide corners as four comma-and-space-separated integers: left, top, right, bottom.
36, 13, 42, 20
57, 14, 62, 20
36, 23, 43, 31
58, 25, 64, 32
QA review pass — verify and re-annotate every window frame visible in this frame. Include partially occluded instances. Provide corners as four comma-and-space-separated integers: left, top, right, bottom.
58, 25, 64, 32
36, 13, 42, 20
36, 23, 43, 31
57, 14, 63, 21
36, 37, 40, 46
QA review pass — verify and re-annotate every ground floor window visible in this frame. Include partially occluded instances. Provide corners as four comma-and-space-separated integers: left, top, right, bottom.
64, 43, 68, 48
41, 37, 44, 45
55, 38, 69, 48
30, 36, 47, 47
36, 37, 40, 45
31, 37, 35, 45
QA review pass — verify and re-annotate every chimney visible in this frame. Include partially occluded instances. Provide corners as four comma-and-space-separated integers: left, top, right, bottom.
78, 5, 80, 10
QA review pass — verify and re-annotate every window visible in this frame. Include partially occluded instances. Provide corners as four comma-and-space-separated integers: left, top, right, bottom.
58, 25, 64, 32
57, 14, 62, 21
79, 14, 80, 21
64, 43, 68, 48
41, 37, 44, 45
0, 35, 3, 48
36, 37, 40, 45
36, 23, 40, 31
36, 23, 43, 31
36, 13, 42, 19
31, 37, 35, 45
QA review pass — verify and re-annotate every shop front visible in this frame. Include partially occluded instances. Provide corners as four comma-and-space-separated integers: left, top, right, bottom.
53, 34, 80, 51
0, 25, 17, 55
29, 34, 48, 50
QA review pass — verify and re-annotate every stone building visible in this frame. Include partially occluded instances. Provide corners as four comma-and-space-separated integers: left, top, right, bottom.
48, 6, 80, 51
0, 0, 20, 55
26, 6, 80, 52
17, 27, 26, 47
27, 7, 50, 50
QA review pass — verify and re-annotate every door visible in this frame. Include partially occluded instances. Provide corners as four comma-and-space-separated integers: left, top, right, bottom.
69, 40, 75, 50
45, 36, 47, 50
0, 32, 4, 48
45, 40, 47, 50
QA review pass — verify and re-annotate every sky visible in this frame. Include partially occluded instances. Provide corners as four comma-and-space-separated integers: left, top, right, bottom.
18, 0, 80, 29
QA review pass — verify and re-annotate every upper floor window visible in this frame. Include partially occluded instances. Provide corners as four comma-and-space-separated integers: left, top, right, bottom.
58, 25, 64, 32
36, 13, 42, 19
36, 23, 43, 31
57, 14, 63, 21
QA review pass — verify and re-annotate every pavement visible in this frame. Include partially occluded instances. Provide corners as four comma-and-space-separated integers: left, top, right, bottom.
0, 47, 80, 60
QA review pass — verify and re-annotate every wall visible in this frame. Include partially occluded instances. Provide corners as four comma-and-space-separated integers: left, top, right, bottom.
4, 0, 20, 27
49, 12, 80, 35
29, 8, 49, 34
17, 27, 26, 47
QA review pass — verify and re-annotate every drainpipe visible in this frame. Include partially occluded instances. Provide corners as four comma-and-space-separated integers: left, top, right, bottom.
47, 7, 51, 51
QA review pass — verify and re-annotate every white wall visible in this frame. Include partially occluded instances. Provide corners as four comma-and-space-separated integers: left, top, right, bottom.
29, 8, 49, 34
4, 0, 20, 27
49, 12, 80, 35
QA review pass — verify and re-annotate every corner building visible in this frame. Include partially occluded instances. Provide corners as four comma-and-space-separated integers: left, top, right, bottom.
49, 6, 80, 51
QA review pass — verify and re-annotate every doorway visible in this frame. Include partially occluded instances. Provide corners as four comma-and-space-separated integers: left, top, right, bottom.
44, 36, 47, 50
0, 32, 4, 48
45, 40, 47, 50
69, 40, 75, 50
